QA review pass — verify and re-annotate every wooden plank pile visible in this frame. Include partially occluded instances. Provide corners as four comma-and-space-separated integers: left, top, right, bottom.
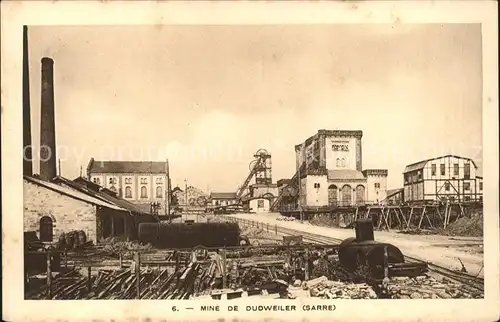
26, 262, 216, 300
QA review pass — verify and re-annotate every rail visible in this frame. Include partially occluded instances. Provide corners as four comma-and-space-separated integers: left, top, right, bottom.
226, 215, 484, 292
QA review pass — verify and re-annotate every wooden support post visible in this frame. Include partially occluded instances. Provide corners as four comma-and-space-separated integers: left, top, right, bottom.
304, 248, 310, 281
46, 251, 52, 299
417, 206, 426, 229
87, 266, 92, 292
383, 208, 391, 231
406, 207, 414, 230
398, 208, 408, 228
134, 251, 141, 299
221, 248, 227, 289
444, 203, 449, 229
393, 208, 402, 229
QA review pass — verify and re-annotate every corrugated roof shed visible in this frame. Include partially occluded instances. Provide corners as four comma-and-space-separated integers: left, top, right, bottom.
88, 159, 167, 174
25, 175, 124, 211
328, 170, 366, 181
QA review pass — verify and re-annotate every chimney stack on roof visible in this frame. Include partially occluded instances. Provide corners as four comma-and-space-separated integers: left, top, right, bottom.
39, 57, 57, 181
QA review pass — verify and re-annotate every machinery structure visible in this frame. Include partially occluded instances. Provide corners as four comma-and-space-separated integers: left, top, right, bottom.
236, 149, 273, 199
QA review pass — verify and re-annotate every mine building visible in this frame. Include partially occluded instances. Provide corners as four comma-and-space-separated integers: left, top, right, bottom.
287, 130, 387, 209
209, 192, 238, 207
172, 185, 208, 212
86, 159, 171, 215
403, 155, 483, 203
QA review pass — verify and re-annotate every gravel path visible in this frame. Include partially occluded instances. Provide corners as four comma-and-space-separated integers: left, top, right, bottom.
227, 212, 484, 277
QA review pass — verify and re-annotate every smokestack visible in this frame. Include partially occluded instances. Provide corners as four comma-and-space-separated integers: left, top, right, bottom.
39, 57, 57, 181
23, 26, 33, 176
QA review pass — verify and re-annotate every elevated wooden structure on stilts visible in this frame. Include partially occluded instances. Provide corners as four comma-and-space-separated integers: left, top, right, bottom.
278, 201, 481, 232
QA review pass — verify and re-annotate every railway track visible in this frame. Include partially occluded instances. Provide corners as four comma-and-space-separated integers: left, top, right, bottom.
232, 216, 484, 293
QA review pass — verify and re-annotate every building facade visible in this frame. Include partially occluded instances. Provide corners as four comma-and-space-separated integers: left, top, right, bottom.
403, 155, 483, 203
210, 192, 238, 207
291, 130, 388, 208
87, 159, 171, 214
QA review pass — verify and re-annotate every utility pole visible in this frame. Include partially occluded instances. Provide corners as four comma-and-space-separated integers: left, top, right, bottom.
166, 159, 171, 223
184, 178, 188, 222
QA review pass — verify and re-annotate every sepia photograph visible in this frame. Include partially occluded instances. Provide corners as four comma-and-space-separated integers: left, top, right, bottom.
2, 1, 498, 321
21, 22, 485, 301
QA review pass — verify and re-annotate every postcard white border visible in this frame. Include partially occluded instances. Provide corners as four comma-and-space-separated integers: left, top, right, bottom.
1, 1, 498, 321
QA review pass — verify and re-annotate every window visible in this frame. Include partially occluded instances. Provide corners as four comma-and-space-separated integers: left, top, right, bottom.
445, 182, 450, 191
39, 216, 53, 242
125, 186, 132, 198
341, 158, 346, 167
125, 178, 132, 184
140, 186, 148, 198
156, 186, 163, 198
418, 171, 422, 181
453, 164, 459, 176
464, 182, 470, 191
93, 178, 101, 185
440, 164, 445, 176
464, 163, 470, 179
374, 183, 380, 189
314, 183, 320, 189
257, 200, 265, 208
464, 196, 471, 202
156, 177, 163, 184
479, 182, 483, 190
336, 158, 340, 167
431, 164, 436, 176
110, 186, 117, 192
404, 174, 409, 184
140, 178, 148, 184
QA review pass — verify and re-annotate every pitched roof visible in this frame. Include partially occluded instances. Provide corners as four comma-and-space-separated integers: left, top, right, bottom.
403, 155, 478, 174
52, 176, 151, 216
25, 176, 124, 211
210, 192, 237, 199
327, 170, 366, 181
88, 159, 167, 174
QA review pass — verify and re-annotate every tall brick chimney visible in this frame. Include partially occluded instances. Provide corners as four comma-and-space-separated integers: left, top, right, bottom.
23, 26, 33, 176
39, 57, 57, 181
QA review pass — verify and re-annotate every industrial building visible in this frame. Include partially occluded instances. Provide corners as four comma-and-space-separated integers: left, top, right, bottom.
209, 192, 238, 207
272, 130, 388, 212
87, 159, 171, 215
403, 155, 483, 203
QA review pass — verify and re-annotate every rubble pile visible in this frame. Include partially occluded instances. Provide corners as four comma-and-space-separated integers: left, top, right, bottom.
287, 276, 378, 299
437, 211, 483, 237
383, 275, 483, 299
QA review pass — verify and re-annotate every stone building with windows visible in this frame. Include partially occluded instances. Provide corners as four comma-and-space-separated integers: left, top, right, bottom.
86, 159, 171, 214
403, 155, 483, 203
290, 130, 388, 209
23, 175, 156, 243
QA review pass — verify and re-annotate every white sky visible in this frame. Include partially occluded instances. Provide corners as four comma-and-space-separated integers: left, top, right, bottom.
26, 24, 483, 191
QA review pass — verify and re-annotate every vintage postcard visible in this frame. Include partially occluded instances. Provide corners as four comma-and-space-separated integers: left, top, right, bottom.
1, 1, 499, 321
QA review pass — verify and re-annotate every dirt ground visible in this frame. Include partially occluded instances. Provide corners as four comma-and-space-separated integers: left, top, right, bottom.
227, 212, 485, 278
